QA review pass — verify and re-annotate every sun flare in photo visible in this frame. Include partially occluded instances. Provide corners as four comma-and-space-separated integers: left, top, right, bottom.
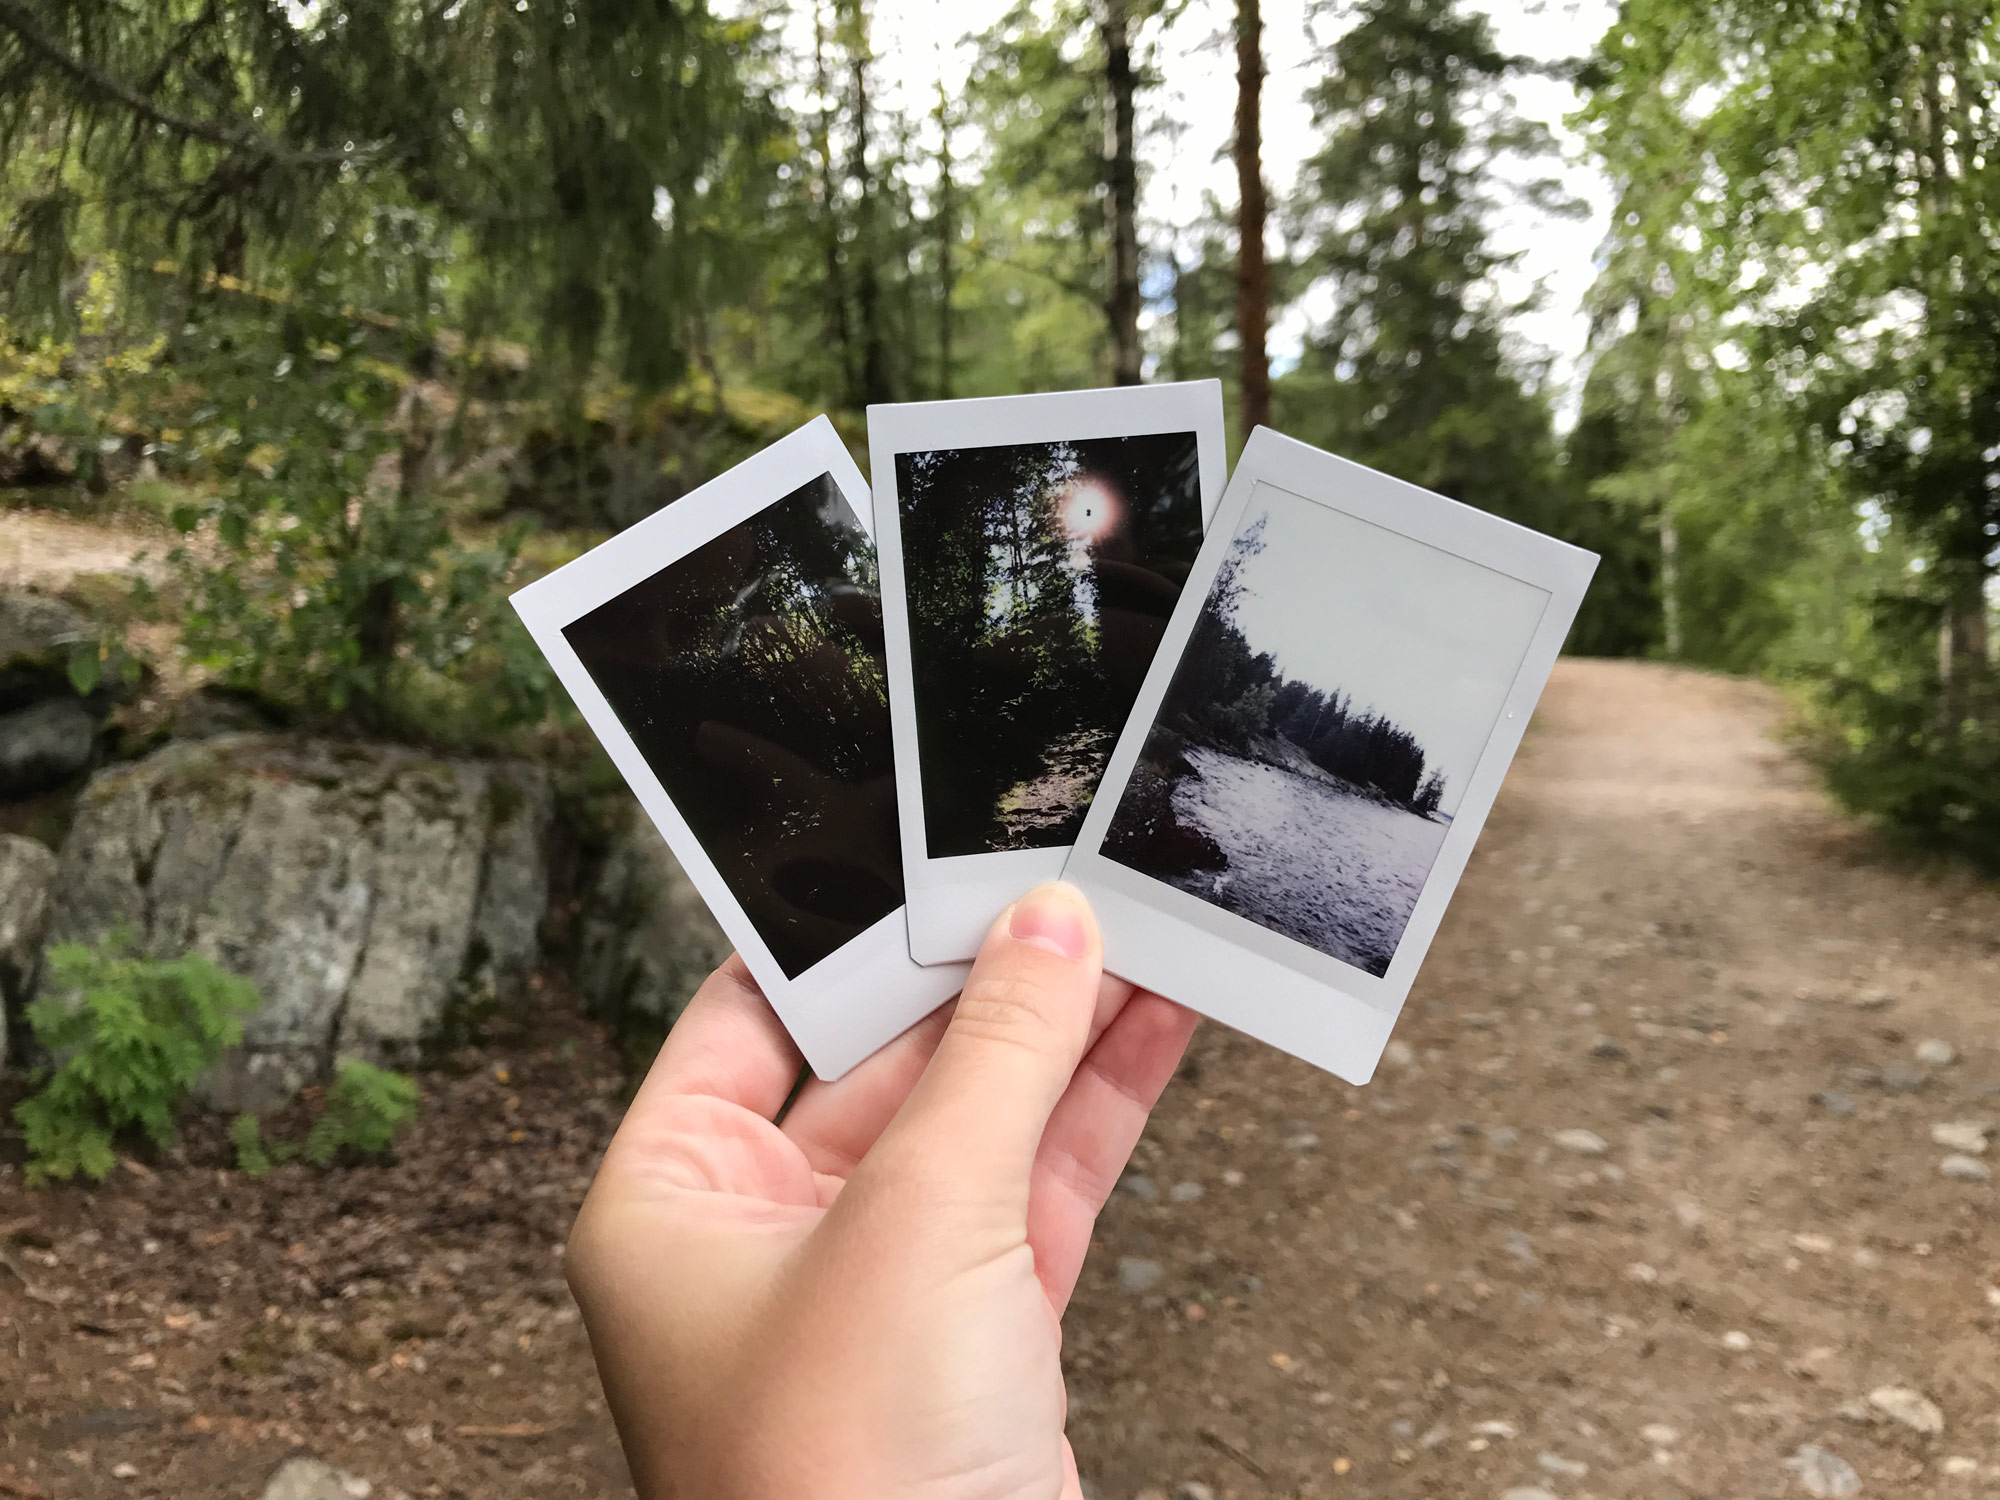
1056, 475, 1124, 546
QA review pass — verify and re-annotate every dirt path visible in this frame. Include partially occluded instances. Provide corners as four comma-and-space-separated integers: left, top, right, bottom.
2, 659, 1996, 1499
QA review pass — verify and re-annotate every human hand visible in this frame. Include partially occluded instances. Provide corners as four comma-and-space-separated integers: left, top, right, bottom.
565, 881, 1198, 1500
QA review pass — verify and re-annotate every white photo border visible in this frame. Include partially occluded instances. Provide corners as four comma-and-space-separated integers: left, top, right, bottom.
869, 381, 1229, 965
510, 416, 968, 1080
1061, 426, 1598, 1085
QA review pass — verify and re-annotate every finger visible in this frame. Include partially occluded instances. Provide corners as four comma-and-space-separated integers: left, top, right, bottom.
626, 954, 804, 1123
1027, 991, 1198, 1312
782, 972, 1139, 1180
857, 881, 1103, 1223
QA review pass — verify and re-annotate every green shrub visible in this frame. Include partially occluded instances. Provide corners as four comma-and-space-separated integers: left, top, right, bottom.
14, 939, 260, 1185
304, 1058, 419, 1165
230, 1112, 274, 1177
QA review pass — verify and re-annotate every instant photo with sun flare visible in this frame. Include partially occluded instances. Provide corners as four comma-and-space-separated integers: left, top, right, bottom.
892, 432, 1205, 858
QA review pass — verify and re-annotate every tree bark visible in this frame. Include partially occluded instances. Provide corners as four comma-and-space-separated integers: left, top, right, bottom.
811, 1, 856, 404
1234, 0, 1271, 431
1103, 0, 1142, 386
934, 79, 956, 400
846, 2, 894, 406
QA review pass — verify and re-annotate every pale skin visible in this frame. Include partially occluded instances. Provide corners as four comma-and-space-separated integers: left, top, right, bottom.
565, 881, 1198, 1500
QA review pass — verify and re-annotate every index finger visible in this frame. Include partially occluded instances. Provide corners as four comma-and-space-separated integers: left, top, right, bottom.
626, 954, 804, 1123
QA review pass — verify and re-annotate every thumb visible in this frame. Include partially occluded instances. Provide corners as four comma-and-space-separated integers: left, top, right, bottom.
859, 882, 1102, 1222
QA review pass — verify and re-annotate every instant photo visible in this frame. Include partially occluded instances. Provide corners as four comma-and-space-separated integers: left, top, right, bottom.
1101, 485, 1549, 977
872, 381, 1228, 965
512, 418, 968, 1081
1064, 428, 1596, 1085
562, 473, 898, 979
899, 432, 1205, 855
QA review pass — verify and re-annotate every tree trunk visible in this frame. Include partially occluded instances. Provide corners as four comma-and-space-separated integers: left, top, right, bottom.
1234, 0, 1271, 431
847, 4, 894, 407
1103, 0, 1142, 386
1659, 514, 1681, 660
812, 2, 856, 404
935, 79, 956, 400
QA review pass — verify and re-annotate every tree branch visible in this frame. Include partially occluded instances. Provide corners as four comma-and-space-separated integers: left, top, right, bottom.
0, 0, 360, 167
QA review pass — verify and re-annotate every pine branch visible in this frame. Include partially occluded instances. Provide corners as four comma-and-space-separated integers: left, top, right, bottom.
0, 0, 365, 167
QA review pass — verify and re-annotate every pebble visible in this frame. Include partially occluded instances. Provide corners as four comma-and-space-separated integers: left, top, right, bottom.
1931, 1121, 1991, 1154
1486, 1126, 1520, 1149
112, 1464, 139, 1480
1812, 1091, 1857, 1117
1384, 1039, 1415, 1068
1284, 1130, 1321, 1151
1722, 1330, 1753, 1351
1940, 1154, 1991, 1183
262, 1458, 375, 1500
1787, 1445, 1861, 1498
1538, 1453, 1589, 1477
1916, 1038, 1957, 1067
1119, 1173, 1159, 1204
1174, 1484, 1216, 1500
1498, 1489, 1557, 1500
1504, 1230, 1538, 1263
1116, 1258, 1164, 1294
1867, 1384, 1944, 1434
1879, 1062, 1930, 1094
1169, 1180, 1205, 1203
1943, 1457, 1979, 1477
1590, 1038, 1629, 1061
1552, 1128, 1608, 1156
1221, 1169, 1245, 1187
1640, 1423, 1679, 1446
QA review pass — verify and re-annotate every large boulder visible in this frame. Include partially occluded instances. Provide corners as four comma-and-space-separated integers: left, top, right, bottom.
42, 734, 552, 1111
575, 800, 731, 1034
0, 591, 103, 797
0, 832, 58, 1070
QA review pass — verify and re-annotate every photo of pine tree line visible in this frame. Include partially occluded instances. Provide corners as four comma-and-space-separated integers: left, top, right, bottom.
897, 432, 1203, 855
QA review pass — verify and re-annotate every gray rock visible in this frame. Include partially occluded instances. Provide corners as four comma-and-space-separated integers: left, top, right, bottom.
0, 697, 96, 796
1931, 1121, 1991, 1154
1552, 1127, 1608, 1156
1283, 1129, 1321, 1151
1813, 1091, 1857, 1117
42, 735, 550, 1110
1786, 1444, 1861, 1497
1170, 1180, 1205, 1203
1878, 1062, 1929, 1094
1173, 1485, 1216, 1500
1538, 1453, 1589, 1477
1504, 1230, 1538, 1263
261, 1456, 373, 1499
0, 591, 91, 667
1590, 1038, 1628, 1061
1116, 1257, 1164, 1294
1867, 1385, 1943, 1434
575, 801, 731, 1032
1939, 1154, 1990, 1183
1915, 1038, 1956, 1067
1119, 1172, 1159, 1203
0, 833, 57, 1069
1486, 1125, 1519, 1148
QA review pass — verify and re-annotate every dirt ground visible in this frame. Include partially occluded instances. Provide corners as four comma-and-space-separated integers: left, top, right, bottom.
3, 536, 1998, 1497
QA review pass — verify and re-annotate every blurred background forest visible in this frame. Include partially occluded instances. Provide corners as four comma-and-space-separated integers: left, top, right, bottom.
2, 0, 1996, 865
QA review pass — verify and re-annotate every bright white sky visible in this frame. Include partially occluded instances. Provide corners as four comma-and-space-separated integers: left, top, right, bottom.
836, 0, 1620, 418
1230, 481, 1551, 813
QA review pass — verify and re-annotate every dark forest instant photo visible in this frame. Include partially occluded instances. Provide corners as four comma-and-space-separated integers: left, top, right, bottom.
870, 382, 1227, 964
1063, 428, 1596, 1084
511, 418, 967, 1079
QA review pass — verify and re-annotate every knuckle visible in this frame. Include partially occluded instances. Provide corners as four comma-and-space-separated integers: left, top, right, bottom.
954, 970, 1061, 1035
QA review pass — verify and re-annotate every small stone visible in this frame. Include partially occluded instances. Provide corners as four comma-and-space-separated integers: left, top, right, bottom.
262, 1458, 375, 1500
1787, 1445, 1861, 1498
1116, 1258, 1164, 1294
1486, 1126, 1519, 1149
1790, 1233, 1834, 1255
1284, 1130, 1321, 1151
1857, 992, 1897, 1011
1504, 1230, 1537, 1263
112, 1463, 139, 1480
1879, 1062, 1930, 1094
1498, 1489, 1557, 1500
1221, 1169, 1245, 1187
1552, 1128, 1608, 1156
1943, 1457, 1978, 1477
1931, 1122, 1990, 1154
1119, 1173, 1159, 1203
1590, 1038, 1628, 1061
1384, 1039, 1415, 1068
1174, 1485, 1216, 1500
1538, 1453, 1588, 1477
1867, 1384, 1944, 1434
1915, 1038, 1957, 1067
1812, 1091, 1857, 1117
1722, 1330, 1753, 1351
1640, 1423, 1679, 1446
1940, 1155, 1991, 1183
1169, 1180, 1205, 1203
1472, 1420, 1518, 1438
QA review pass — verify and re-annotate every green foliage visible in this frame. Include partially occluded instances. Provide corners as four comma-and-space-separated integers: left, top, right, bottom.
14, 939, 260, 1186
230, 1112, 272, 1178
304, 1059, 419, 1166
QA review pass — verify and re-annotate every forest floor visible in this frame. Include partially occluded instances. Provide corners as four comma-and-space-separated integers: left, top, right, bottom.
2, 514, 1999, 1500
994, 723, 1116, 848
